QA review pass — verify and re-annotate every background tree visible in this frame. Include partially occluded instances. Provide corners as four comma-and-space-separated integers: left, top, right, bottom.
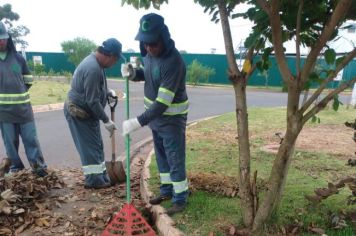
187, 59, 216, 85
61, 37, 97, 67
0, 3, 30, 49
122, 0, 356, 234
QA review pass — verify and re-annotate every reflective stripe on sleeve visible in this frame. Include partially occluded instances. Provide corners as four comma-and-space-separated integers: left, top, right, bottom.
82, 162, 106, 175
23, 75, 34, 84
0, 92, 31, 104
156, 87, 174, 106
144, 97, 189, 115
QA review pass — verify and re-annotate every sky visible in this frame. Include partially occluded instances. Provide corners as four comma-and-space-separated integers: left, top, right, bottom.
3, 0, 254, 54
3, 0, 355, 55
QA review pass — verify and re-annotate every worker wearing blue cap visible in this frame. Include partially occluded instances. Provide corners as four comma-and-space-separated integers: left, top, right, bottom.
64, 38, 122, 189
121, 13, 189, 215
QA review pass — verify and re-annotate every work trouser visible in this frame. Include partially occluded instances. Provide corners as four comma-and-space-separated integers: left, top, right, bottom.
64, 106, 110, 187
152, 128, 189, 204
0, 121, 47, 173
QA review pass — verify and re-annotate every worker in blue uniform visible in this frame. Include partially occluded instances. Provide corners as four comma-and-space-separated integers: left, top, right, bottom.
121, 13, 189, 216
64, 38, 121, 189
0, 22, 48, 177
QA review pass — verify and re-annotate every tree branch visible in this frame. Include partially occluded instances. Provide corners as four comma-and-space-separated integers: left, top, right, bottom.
301, 0, 352, 82
300, 47, 356, 114
302, 77, 356, 125
295, 0, 304, 79
217, 0, 241, 82
269, 0, 294, 84
256, 0, 270, 15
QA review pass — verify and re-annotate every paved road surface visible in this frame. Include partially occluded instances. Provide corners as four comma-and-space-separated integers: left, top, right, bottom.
0, 80, 350, 168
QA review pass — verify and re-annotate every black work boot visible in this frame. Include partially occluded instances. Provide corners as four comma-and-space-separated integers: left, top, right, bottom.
166, 202, 187, 216
34, 169, 48, 177
84, 182, 111, 189
149, 195, 172, 205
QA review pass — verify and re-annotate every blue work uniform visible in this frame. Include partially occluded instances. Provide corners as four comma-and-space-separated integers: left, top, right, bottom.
0, 37, 47, 175
64, 53, 110, 187
133, 30, 189, 205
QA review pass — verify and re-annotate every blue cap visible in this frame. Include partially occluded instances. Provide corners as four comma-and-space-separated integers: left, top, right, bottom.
101, 38, 122, 58
135, 13, 165, 43
0, 22, 9, 40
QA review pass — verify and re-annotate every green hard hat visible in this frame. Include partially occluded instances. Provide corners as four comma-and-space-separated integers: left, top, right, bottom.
0, 22, 9, 40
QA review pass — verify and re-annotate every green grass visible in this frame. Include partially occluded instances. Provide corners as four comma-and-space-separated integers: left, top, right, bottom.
29, 80, 70, 105
149, 106, 356, 235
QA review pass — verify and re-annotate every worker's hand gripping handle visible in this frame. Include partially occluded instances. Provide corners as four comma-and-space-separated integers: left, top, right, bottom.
107, 90, 118, 113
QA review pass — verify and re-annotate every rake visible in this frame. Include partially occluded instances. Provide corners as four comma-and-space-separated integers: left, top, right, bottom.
101, 61, 156, 236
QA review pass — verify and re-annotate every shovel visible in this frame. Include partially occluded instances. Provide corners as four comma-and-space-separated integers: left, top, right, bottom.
105, 94, 126, 184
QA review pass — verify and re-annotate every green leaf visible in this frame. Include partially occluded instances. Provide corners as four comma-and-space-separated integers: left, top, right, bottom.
332, 95, 342, 111
262, 47, 272, 61
304, 81, 311, 90
335, 56, 345, 67
256, 61, 263, 72
244, 31, 261, 49
324, 49, 336, 65
311, 115, 321, 124
308, 72, 319, 82
311, 115, 317, 123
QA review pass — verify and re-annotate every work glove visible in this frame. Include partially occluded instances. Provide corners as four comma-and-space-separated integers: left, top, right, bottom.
107, 89, 117, 104
121, 63, 136, 80
122, 118, 142, 136
104, 119, 117, 137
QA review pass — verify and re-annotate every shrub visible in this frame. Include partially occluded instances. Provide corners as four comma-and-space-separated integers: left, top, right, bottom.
187, 59, 215, 86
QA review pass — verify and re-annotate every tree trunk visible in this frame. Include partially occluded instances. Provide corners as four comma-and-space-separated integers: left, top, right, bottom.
217, 0, 255, 226
233, 81, 255, 227
252, 87, 302, 234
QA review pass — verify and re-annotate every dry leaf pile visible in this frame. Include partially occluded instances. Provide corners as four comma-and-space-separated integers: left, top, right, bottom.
304, 177, 356, 205
0, 167, 148, 236
0, 144, 154, 236
0, 169, 65, 235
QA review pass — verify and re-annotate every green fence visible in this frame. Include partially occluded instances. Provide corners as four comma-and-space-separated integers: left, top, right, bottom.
25, 51, 355, 88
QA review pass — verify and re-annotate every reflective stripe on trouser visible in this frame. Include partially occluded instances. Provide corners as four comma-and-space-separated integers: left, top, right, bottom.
64, 107, 110, 187
152, 128, 189, 204
0, 121, 47, 172
159, 173, 188, 194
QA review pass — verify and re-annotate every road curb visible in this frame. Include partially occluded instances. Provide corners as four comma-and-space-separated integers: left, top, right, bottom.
139, 116, 221, 236
33, 103, 64, 113
140, 149, 186, 236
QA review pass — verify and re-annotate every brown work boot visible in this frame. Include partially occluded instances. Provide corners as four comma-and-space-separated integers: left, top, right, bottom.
149, 195, 172, 205
0, 158, 11, 177
166, 202, 187, 216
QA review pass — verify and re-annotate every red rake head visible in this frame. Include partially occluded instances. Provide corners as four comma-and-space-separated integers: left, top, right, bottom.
102, 203, 156, 236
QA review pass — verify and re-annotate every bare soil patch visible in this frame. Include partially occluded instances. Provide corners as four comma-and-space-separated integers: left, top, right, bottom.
262, 124, 355, 158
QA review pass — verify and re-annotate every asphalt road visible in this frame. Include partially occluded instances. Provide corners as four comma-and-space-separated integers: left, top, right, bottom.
0, 80, 351, 168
